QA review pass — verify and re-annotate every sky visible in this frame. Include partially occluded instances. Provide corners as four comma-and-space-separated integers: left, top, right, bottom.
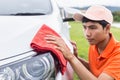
57, 0, 120, 7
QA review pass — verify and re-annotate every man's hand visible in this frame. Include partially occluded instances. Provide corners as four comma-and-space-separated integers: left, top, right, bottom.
71, 41, 78, 57
45, 35, 73, 60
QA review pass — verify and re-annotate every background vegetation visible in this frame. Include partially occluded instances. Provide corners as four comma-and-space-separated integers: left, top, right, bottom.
113, 11, 120, 22
69, 21, 120, 80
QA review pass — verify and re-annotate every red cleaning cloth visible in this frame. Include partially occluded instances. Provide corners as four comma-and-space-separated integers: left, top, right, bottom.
30, 24, 67, 74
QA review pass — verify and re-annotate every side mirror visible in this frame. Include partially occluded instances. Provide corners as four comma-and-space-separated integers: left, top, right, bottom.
64, 7, 80, 14
62, 7, 81, 22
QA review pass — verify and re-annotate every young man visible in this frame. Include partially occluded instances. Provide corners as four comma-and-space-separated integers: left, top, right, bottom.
45, 5, 120, 80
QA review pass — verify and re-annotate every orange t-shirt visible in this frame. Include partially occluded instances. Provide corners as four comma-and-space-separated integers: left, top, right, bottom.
89, 33, 120, 80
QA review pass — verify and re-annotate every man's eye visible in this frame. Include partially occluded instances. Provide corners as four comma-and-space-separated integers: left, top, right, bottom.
90, 26, 97, 29
83, 26, 86, 29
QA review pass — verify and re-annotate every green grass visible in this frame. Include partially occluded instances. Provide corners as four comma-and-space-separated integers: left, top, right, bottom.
69, 21, 120, 80
69, 22, 89, 60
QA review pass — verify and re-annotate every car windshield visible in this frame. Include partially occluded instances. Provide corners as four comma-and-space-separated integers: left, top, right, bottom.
0, 0, 52, 15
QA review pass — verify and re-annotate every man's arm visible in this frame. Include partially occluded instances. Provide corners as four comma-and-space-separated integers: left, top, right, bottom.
77, 57, 90, 70
70, 41, 90, 70
68, 55, 114, 80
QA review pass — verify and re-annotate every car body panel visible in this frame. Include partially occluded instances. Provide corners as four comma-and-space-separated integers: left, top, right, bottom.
0, 0, 74, 79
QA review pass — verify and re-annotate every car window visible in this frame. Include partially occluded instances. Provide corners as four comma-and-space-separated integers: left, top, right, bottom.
0, 0, 52, 15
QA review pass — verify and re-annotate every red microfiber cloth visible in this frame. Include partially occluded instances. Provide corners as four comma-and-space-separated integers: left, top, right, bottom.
30, 24, 67, 75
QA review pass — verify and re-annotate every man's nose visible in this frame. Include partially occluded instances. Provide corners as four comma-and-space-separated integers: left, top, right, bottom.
85, 28, 91, 37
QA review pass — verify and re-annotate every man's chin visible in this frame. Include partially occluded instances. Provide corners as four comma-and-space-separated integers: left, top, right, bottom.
89, 42, 96, 45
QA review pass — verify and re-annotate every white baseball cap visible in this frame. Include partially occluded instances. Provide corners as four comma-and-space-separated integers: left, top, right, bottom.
73, 5, 113, 24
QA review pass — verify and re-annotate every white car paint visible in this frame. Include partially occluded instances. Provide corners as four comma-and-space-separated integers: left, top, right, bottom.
0, 0, 74, 79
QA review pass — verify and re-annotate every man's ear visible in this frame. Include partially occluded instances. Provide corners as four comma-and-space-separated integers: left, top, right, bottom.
105, 24, 110, 33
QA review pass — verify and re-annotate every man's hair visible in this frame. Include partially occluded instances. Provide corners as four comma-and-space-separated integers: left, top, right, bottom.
82, 17, 109, 28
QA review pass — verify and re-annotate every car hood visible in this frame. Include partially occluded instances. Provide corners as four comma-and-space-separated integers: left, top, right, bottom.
0, 15, 63, 60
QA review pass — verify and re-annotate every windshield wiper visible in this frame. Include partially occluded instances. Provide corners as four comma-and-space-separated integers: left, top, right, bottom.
10, 13, 45, 16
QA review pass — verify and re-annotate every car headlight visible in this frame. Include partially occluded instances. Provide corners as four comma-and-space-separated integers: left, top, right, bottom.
0, 52, 55, 80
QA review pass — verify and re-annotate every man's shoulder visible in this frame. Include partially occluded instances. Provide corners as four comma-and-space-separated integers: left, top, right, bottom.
116, 40, 120, 47
113, 41, 120, 54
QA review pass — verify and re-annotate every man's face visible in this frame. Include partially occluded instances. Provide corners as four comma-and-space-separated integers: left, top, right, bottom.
82, 21, 109, 45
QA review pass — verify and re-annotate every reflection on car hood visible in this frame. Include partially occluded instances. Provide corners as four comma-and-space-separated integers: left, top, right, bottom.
0, 16, 62, 60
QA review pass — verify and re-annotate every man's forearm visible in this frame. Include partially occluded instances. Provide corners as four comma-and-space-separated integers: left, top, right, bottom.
77, 57, 90, 70
68, 55, 97, 80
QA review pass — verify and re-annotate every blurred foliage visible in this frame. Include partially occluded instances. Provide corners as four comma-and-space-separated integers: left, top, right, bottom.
113, 11, 120, 22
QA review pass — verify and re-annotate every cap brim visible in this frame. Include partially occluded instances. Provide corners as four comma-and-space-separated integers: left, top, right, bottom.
73, 13, 84, 21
